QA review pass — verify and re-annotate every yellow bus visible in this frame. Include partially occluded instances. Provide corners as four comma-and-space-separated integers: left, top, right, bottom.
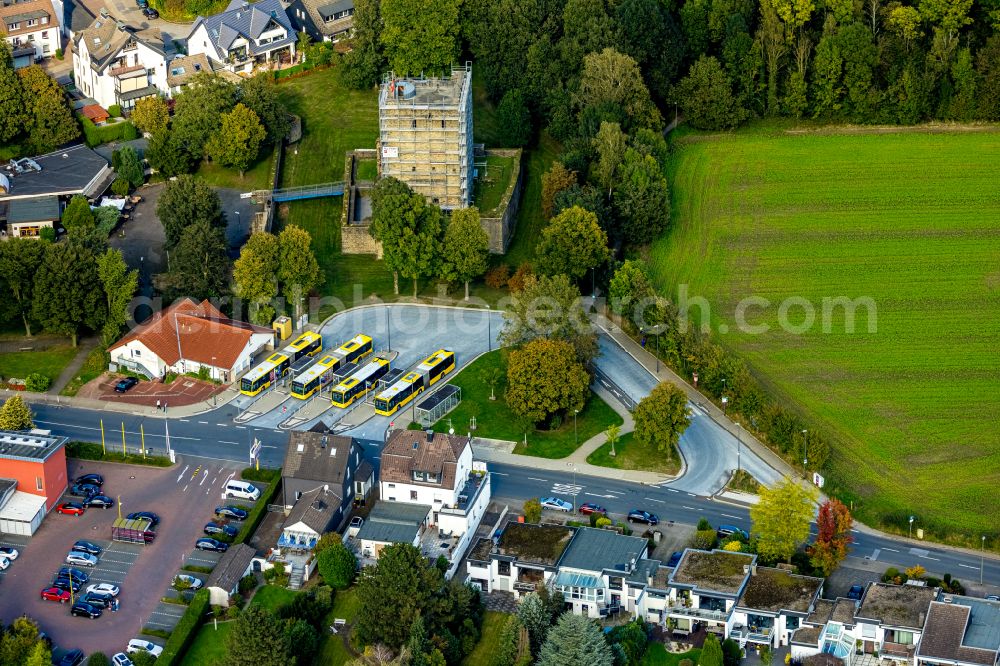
416, 349, 455, 387
286, 331, 323, 361
290, 354, 340, 400
330, 334, 374, 368
373, 372, 425, 416
331, 358, 391, 408
240, 351, 291, 396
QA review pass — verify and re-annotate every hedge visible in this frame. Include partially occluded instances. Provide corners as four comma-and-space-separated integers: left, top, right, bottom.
234, 477, 281, 545
79, 115, 138, 147
240, 466, 280, 483
66, 441, 173, 467
158, 588, 210, 665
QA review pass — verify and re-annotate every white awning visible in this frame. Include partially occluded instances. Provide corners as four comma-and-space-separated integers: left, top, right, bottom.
0, 490, 46, 522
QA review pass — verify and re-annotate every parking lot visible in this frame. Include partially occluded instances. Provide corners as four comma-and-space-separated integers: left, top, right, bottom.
0, 456, 250, 656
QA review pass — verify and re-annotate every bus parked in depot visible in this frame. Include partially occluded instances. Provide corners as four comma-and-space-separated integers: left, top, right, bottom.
373, 349, 455, 416
286, 331, 323, 361
329, 334, 374, 369
330, 358, 391, 408
240, 351, 291, 396
290, 354, 340, 400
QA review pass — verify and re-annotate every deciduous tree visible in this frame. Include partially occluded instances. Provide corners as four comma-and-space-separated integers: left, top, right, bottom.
317, 542, 357, 589
342, 0, 384, 89
750, 478, 817, 563
534, 206, 610, 280
440, 207, 489, 299
32, 242, 104, 346
500, 273, 596, 364
495, 614, 531, 666
673, 56, 747, 130
632, 382, 691, 456
592, 121, 627, 198
810, 498, 853, 575
537, 613, 613, 666
0, 395, 34, 430
97, 249, 139, 346
239, 73, 289, 144
614, 149, 671, 244
172, 72, 238, 158
578, 49, 661, 131
61, 195, 95, 235
540, 162, 577, 220
131, 96, 169, 135
523, 498, 542, 523
25, 642, 52, 666
505, 338, 589, 425
496, 88, 532, 147
164, 219, 231, 300
0, 40, 27, 143
207, 103, 266, 176
0, 238, 45, 336
370, 190, 442, 297
146, 130, 194, 177
380, 0, 461, 76
156, 175, 226, 249
18, 66, 80, 153
516, 592, 551, 657
226, 604, 290, 666
609, 259, 654, 328
277, 225, 323, 319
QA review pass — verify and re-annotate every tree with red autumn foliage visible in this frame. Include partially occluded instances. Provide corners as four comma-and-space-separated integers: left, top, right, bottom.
810, 498, 854, 575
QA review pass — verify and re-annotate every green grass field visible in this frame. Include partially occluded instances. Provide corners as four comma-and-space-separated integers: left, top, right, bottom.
0, 346, 78, 388
462, 611, 509, 666
181, 621, 232, 666
641, 646, 701, 666
432, 350, 624, 458
652, 126, 1000, 540
250, 584, 299, 612
473, 154, 515, 216
586, 432, 680, 476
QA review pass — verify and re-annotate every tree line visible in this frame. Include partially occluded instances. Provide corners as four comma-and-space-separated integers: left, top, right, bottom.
0, 42, 79, 155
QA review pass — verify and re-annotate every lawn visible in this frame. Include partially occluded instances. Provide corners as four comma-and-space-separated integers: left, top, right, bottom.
61, 348, 108, 396
431, 350, 624, 458
314, 586, 362, 665
473, 154, 515, 216
586, 432, 680, 476
356, 158, 378, 181
0, 346, 78, 387
462, 611, 510, 666
651, 126, 1000, 541
250, 584, 299, 612
641, 645, 701, 666
503, 132, 560, 267
194, 152, 274, 191
180, 621, 233, 666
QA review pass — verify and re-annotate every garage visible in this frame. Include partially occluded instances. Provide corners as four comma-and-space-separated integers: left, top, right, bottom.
0, 489, 47, 536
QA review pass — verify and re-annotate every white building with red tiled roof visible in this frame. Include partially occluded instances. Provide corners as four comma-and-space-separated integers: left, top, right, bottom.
107, 298, 274, 383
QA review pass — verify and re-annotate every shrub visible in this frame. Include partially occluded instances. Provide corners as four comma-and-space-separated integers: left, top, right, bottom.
79, 116, 139, 147
55, 48, 63, 59
697, 517, 713, 531
680, 660, 694, 666
238, 574, 257, 595
905, 565, 926, 580
142, 628, 171, 640
40, 227, 56, 242
65, 441, 173, 467
595, 517, 612, 528
158, 588, 209, 665
25, 373, 51, 392
692, 529, 717, 550
87, 652, 110, 666
924, 576, 941, 588
111, 178, 131, 196
317, 544, 357, 589
314, 531, 342, 554
122, 122, 139, 140
523, 498, 541, 523
882, 567, 900, 583
226, 604, 241, 620
484, 264, 510, 289
722, 540, 743, 552
507, 263, 534, 292
240, 466, 280, 483
108, 104, 122, 118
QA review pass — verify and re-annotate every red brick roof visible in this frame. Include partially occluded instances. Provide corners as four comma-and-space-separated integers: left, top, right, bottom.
380, 430, 469, 490
108, 298, 272, 370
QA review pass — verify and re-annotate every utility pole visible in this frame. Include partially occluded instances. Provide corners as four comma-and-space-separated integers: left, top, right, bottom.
802, 429, 808, 476
982, 536, 987, 585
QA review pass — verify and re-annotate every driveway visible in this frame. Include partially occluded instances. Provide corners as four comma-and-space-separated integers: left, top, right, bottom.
77, 373, 224, 407
72, 0, 189, 54
0, 457, 244, 656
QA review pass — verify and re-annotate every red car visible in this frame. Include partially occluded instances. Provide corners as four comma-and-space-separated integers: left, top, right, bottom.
56, 502, 86, 516
41, 586, 72, 603
579, 502, 608, 516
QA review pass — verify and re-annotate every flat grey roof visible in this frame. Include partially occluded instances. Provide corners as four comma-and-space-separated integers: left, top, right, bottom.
558, 527, 648, 574
0, 145, 110, 200
356, 501, 429, 545
7, 195, 59, 223
949, 595, 1000, 650
0, 430, 67, 463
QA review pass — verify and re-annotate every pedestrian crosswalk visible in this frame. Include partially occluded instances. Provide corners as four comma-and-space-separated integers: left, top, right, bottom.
552, 483, 582, 496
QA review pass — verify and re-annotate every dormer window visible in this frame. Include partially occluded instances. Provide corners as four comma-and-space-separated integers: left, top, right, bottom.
412, 471, 426, 482
427, 472, 437, 483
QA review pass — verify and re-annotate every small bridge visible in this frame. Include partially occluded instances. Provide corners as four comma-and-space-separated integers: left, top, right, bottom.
250, 181, 346, 203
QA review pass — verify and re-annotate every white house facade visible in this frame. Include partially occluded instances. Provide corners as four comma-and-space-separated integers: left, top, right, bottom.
187, 0, 295, 75
1, 0, 60, 64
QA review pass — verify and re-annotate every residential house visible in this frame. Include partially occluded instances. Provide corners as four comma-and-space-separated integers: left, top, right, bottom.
278, 430, 373, 550
286, 0, 353, 43
790, 597, 860, 661
72, 9, 168, 110
165, 53, 240, 95
662, 549, 756, 638
379, 429, 491, 572
1, 195, 59, 238
731, 566, 824, 649
187, 0, 295, 75
204, 543, 256, 606
1, 0, 60, 65
0, 429, 68, 534
467, 523, 574, 598
917, 595, 1000, 666
356, 500, 432, 561
107, 298, 274, 382
856, 583, 938, 661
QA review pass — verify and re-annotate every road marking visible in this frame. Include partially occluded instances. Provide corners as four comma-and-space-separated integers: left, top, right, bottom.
919, 555, 940, 561
720, 513, 740, 519
182, 485, 189, 492
851, 529, 860, 533
219, 441, 239, 445
584, 492, 615, 499
198, 421, 208, 424
870, 549, 881, 560
492, 472, 508, 476
552, 483, 583, 495
527, 477, 549, 482
687, 493, 697, 497
176, 465, 190, 482
958, 564, 978, 570
216, 423, 228, 427
180, 419, 189, 422
235, 426, 246, 429
644, 497, 666, 503
666, 488, 679, 493
199, 470, 209, 486
604, 490, 624, 496
883, 547, 900, 553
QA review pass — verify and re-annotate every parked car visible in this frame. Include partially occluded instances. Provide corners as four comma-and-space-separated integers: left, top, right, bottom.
578, 502, 607, 516
127, 640, 164, 658
40, 586, 73, 603
65, 551, 99, 568
224, 480, 261, 501
539, 497, 573, 512
112, 654, 134, 666
627, 509, 659, 525
85, 495, 115, 509
0, 546, 19, 560
847, 584, 865, 601
195, 538, 229, 552
215, 505, 248, 520
173, 574, 203, 590
51, 577, 83, 593
204, 522, 238, 538
56, 502, 86, 516
81, 592, 114, 608
135, 0, 148, 7
58, 649, 86, 666
0, 556, 10, 570
72, 540, 103, 556
986, 595, 1000, 602
349, 516, 364, 529
58, 567, 90, 584
76, 473, 104, 487
86, 583, 121, 597
115, 377, 139, 393
716, 525, 749, 540
69, 483, 100, 498
70, 601, 103, 618
126, 511, 160, 526
142, 6, 158, 17
666, 551, 683, 568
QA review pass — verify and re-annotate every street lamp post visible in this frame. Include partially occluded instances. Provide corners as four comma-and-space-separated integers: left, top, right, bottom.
574, 409, 579, 450
212, 356, 217, 406
736, 423, 742, 473
386, 307, 391, 351
908, 515, 915, 539
802, 429, 808, 475
982, 536, 987, 585
486, 305, 491, 352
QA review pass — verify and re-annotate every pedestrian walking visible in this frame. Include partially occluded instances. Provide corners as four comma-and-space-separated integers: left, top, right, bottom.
156, 399, 161, 411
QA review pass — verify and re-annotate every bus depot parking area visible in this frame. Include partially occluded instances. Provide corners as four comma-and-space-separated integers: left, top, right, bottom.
0, 457, 247, 655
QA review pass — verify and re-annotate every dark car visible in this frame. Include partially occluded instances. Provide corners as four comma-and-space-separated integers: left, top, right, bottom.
666, 551, 683, 568
578, 502, 607, 516
76, 473, 104, 487
716, 525, 749, 540
142, 6, 159, 17
627, 509, 659, 525
204, 522, 238, 538
72, 540, 103, 556
215, 506, 248, 520
81, 592, 114, 608
58, 567, 90, 584
41, 586, 72, 603
127, 511, 160, 526
71, 601, 102, 618
142, 530, 156, 543
195, 538, 229, 552
115, 377, 139, 393
847, 584, 865, 601
85, 495, 115, 509
58, 649, 86, 666
52, 577, 83, 593
56, 502, 86, 516
70, 483, 100, 498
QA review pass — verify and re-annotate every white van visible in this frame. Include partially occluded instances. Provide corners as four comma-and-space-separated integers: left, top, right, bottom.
225, 480, 261, 501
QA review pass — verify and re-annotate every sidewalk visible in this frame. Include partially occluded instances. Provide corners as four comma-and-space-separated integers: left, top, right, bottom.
48, 336, 99, 395
564, 384, 635, 464
2, 383, 241, 419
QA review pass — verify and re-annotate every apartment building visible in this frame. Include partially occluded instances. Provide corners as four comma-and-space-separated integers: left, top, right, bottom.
1, 0, 60, 65
187, 0, 295, 75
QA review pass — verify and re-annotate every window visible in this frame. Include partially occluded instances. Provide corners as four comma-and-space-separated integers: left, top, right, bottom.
786, 616, 800, 630
295, 491, 302, 500
36, 477, 43, 491
42, 16, 48, 24
608, 577, 623, 591
42, 31, 48, 38
410, 490, 418, 500
387, 483, 395, 488
498, 561, 510, 576
9, 23, 18, 31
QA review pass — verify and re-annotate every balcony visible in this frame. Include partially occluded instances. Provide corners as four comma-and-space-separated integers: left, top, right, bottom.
514, 581, 540, 592
439, 471, 489, 517
109, 63, 144, 78
881, 642, 916, 659
729, 624, 773, 644
666, 605, 729, 623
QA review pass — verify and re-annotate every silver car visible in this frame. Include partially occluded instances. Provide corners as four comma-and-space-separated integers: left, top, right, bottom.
66, 551, 99, 568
